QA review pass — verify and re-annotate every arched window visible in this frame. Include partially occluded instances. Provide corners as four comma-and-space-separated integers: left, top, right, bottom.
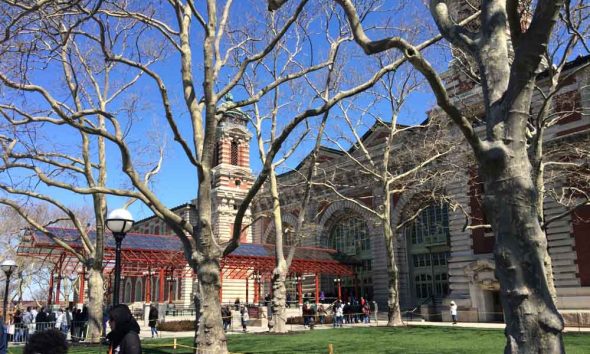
124, 280, 133, 303
330, 216, 370, 256
408, 203, 449, 245
230, 141, 239, 165
134, 278, 143, 302
152, 277, 159, 302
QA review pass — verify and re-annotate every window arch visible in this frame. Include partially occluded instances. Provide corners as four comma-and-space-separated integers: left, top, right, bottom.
329, 216, 370, 256
134, 278, 143, 302
230, 141, 239, 165
123, 280, 133, 303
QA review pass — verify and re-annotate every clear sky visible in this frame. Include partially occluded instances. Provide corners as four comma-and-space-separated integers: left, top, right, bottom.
0, 0, 448, 224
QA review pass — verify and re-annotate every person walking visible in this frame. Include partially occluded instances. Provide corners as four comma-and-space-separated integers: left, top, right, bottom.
240, 306, 249, 333
148, 305, 158, 338
221, 306, 231, 331
106, 304, 141, 354
450, 301, 458, 324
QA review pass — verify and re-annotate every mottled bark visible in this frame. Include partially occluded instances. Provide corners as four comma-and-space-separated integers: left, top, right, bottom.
269, 168, 289, 333
482, 148, 564, 353
194, 259, 226, 353
271, 263, 288, 333
86, 268, 104, 343
383, 224, 403, 326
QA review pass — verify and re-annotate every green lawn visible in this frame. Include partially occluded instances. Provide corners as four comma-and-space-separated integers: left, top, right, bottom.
8, 327, 590, 354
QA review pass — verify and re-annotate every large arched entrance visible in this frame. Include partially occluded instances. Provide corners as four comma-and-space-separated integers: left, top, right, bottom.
327, 213, 373, 301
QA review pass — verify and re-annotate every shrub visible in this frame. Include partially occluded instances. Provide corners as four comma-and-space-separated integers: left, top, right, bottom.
158, 320, 196, 332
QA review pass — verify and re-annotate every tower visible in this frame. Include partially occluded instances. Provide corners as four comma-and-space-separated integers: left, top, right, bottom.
211, 98, 254, 243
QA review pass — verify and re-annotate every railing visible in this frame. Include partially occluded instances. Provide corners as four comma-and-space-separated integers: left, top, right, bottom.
6, 321, 89, 344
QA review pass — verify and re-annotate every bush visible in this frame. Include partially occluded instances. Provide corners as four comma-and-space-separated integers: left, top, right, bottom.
158, 320, 196, 332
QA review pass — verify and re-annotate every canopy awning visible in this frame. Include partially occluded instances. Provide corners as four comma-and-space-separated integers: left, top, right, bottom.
18, 227, 356, 279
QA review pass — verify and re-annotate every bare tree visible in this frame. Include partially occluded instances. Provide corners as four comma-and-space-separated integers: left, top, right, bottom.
0, 1, 442, 352
267, 0, 589, 352
312, 66, 456, 325
0, 1, 163, 342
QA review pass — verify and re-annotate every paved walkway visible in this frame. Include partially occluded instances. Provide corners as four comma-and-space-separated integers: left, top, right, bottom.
139, 319, 590, 340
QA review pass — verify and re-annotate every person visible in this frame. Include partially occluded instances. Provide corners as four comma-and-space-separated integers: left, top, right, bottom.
148, 305, 158, 338
13, 310, 24, 343
47, 309, 56, 328
286, 293, 292, 308
21, 307, 33, 342
334, 301, 344, 328
80, 306, 88, 340
30, 307, 38, 323
35, 307, 48, 332
55, 309, 66, 334
65, 307, 73, 338
23, 328, 68, 354
71, 308, 81, 341
0, 316, 6, 354
318, 304, 327, 325
450, 301, 458, 324
363, 302, 371, 324
234, 298, 241, 311
106, 304, 141, 354
221, 306, 231, 331
240, 306, 249, 332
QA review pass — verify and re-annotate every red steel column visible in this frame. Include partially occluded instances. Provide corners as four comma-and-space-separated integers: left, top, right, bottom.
48, 272, 54, 306
246, 278, 249, 304
337, 281, 342, 300
145, 275, 151, 303
78, 271, 85, 305
55, 275, 62, 305
315, 273, 319, 304
158, 269, 165, 304
254, 277, 259, 304
298, 275, 303, 306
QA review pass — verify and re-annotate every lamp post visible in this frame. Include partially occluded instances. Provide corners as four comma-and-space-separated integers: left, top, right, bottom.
333, 278, 342, 300
253, 273, 261, 305
106, 208, 134, 306
1, 260, 17, 323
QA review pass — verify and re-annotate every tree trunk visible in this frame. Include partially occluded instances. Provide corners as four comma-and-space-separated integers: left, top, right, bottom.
271, 262, 288, 333
86, 268, 104, 343
383, 224, 403, 326
483, 152, 564, 354
194, 258, 227, 354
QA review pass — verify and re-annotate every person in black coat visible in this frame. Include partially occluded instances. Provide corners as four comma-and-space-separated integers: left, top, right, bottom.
106, 304, 141, 354
35, 307, 48, 332
148, 305, 158, 338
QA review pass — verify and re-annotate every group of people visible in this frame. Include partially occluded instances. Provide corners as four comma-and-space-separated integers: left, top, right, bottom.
330, 297, 373, 327
1, 304, 142, 354
5, 306, 90, 343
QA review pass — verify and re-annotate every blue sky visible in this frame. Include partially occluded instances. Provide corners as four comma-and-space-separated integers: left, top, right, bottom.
0, 0, 448, 223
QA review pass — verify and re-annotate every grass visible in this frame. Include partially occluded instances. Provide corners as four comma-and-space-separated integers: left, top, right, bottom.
7, 326, 590, 354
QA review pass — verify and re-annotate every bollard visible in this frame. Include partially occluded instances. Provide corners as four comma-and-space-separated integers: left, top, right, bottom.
173, 338, 177, 354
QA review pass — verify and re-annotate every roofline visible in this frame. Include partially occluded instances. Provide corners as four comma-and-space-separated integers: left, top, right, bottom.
133, 202, 195, 225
